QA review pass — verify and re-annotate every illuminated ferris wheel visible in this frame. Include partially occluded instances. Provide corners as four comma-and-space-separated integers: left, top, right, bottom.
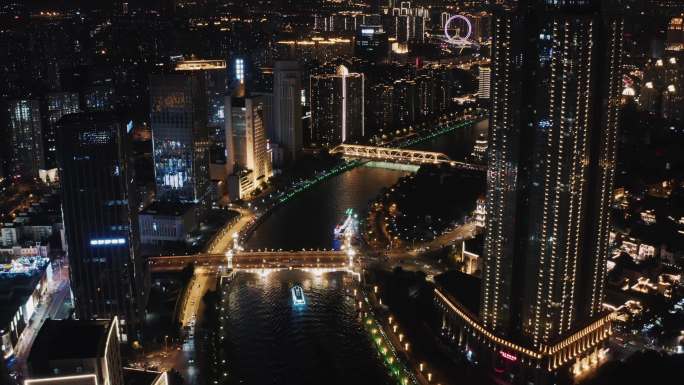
443, 15, 478, 48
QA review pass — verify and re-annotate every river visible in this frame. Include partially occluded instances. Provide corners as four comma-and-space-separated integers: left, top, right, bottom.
216, 122, 487, 385
217, 270, 390, 385
409, 118, 488, 159
246, 120, 488, 251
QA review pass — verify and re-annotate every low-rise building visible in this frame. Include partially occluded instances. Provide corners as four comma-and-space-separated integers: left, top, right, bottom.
25, 318, 123, 385
0, 256, 51, 360
139, 202, 198, 245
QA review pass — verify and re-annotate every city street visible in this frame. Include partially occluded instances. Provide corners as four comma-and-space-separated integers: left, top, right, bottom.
206, 206, 254, 254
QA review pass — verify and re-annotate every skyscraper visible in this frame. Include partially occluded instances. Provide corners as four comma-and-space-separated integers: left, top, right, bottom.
150, 73, 210, 207
482, 0, 623, 346
392, 79, 417, 127
310, 65, 364, 146
273, 61, 303, 163
225, 83, 273, 200
7, 99, 43, 178
174, 59, 228, 142
56, 112, 147, 340
43, 92, 80, 170
435, 1, 623, 383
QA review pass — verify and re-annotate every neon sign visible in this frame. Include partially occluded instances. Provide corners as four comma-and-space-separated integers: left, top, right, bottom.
500, 351, 518, 362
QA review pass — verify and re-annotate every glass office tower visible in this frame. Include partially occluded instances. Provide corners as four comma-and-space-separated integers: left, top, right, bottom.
56, 112, 147, 340
149, 73, 210, 207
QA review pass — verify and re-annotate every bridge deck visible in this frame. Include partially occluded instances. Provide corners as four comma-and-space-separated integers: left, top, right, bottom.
149, 251, 350, 272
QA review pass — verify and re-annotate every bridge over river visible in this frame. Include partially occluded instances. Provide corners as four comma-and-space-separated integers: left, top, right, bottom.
150, 250, 353, 272
330, 144, 486, 171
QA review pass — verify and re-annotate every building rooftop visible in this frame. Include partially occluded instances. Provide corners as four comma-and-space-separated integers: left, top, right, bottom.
123, 368, 167, 385
140, 201, 196, 217
28, 319, 111, 373
175, 59, 226, 71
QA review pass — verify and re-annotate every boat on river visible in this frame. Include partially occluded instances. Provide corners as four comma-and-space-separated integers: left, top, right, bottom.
291, 285, 305, 306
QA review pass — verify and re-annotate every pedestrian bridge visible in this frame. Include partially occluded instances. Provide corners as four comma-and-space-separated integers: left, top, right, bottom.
330, 144, 485, 171
149, 250, 352, 272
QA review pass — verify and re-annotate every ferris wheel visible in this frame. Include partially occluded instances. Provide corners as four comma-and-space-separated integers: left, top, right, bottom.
443, 15, 478, 48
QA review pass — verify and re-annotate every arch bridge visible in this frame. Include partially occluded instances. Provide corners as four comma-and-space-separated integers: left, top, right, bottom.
330, 144, 485, 171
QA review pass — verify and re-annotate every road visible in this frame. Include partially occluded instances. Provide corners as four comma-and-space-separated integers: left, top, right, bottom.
149, 250, 350, 272
179, 268, 214, 327
206, 206, 255, 254
387, 222, 479, 258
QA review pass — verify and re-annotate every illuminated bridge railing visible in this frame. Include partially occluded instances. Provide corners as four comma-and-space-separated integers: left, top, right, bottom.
149, 251, 349, 271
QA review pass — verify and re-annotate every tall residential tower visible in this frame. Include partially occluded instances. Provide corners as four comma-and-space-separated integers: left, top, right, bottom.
310, 65, 364, 146
436, 1, 624, 383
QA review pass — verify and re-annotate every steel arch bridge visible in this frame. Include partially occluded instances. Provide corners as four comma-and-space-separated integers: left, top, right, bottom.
330, 144, 485, 171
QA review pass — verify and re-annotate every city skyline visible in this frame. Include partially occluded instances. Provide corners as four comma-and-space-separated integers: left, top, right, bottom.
0, 2, 682, 385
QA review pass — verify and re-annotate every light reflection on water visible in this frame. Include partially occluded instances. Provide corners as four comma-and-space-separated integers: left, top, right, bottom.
220, 270, 391, 385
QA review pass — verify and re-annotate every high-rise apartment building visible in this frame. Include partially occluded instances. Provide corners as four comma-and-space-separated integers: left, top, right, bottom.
7, 99, 43, 178
367, 84, 394, 137
436, 1, 624, 383
392, 79, 417, 127
310, 65, 364, 146
416, 75, 435, 119
56, 112, 147, 340
478, 65, 491, 100
273, 61, 303, 163
150, 73, 210, 206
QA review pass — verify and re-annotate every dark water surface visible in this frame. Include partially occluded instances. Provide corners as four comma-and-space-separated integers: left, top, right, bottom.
221, 270, 391, 385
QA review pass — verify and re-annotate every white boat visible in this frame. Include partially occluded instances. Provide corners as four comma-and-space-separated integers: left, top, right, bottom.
291, 285, 305, 306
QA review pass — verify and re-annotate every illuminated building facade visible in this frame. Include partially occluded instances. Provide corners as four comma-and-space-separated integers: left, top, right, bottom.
7, 99, 43, 178
225, 83, 272, 200
56, 113, 147, 340
415, 75, 435, 118
384, 2, 428, 43
150, 73, 210, 206
639, 57, 684, 122
273, 61, 303, 163
666, 15, 684, 51
314, 12, 381, 33
437, 0, 624, 383
276, 38, 354, 63
174, 60, 228, 184
310, 65, 365, 146
478, 65, 491, 100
